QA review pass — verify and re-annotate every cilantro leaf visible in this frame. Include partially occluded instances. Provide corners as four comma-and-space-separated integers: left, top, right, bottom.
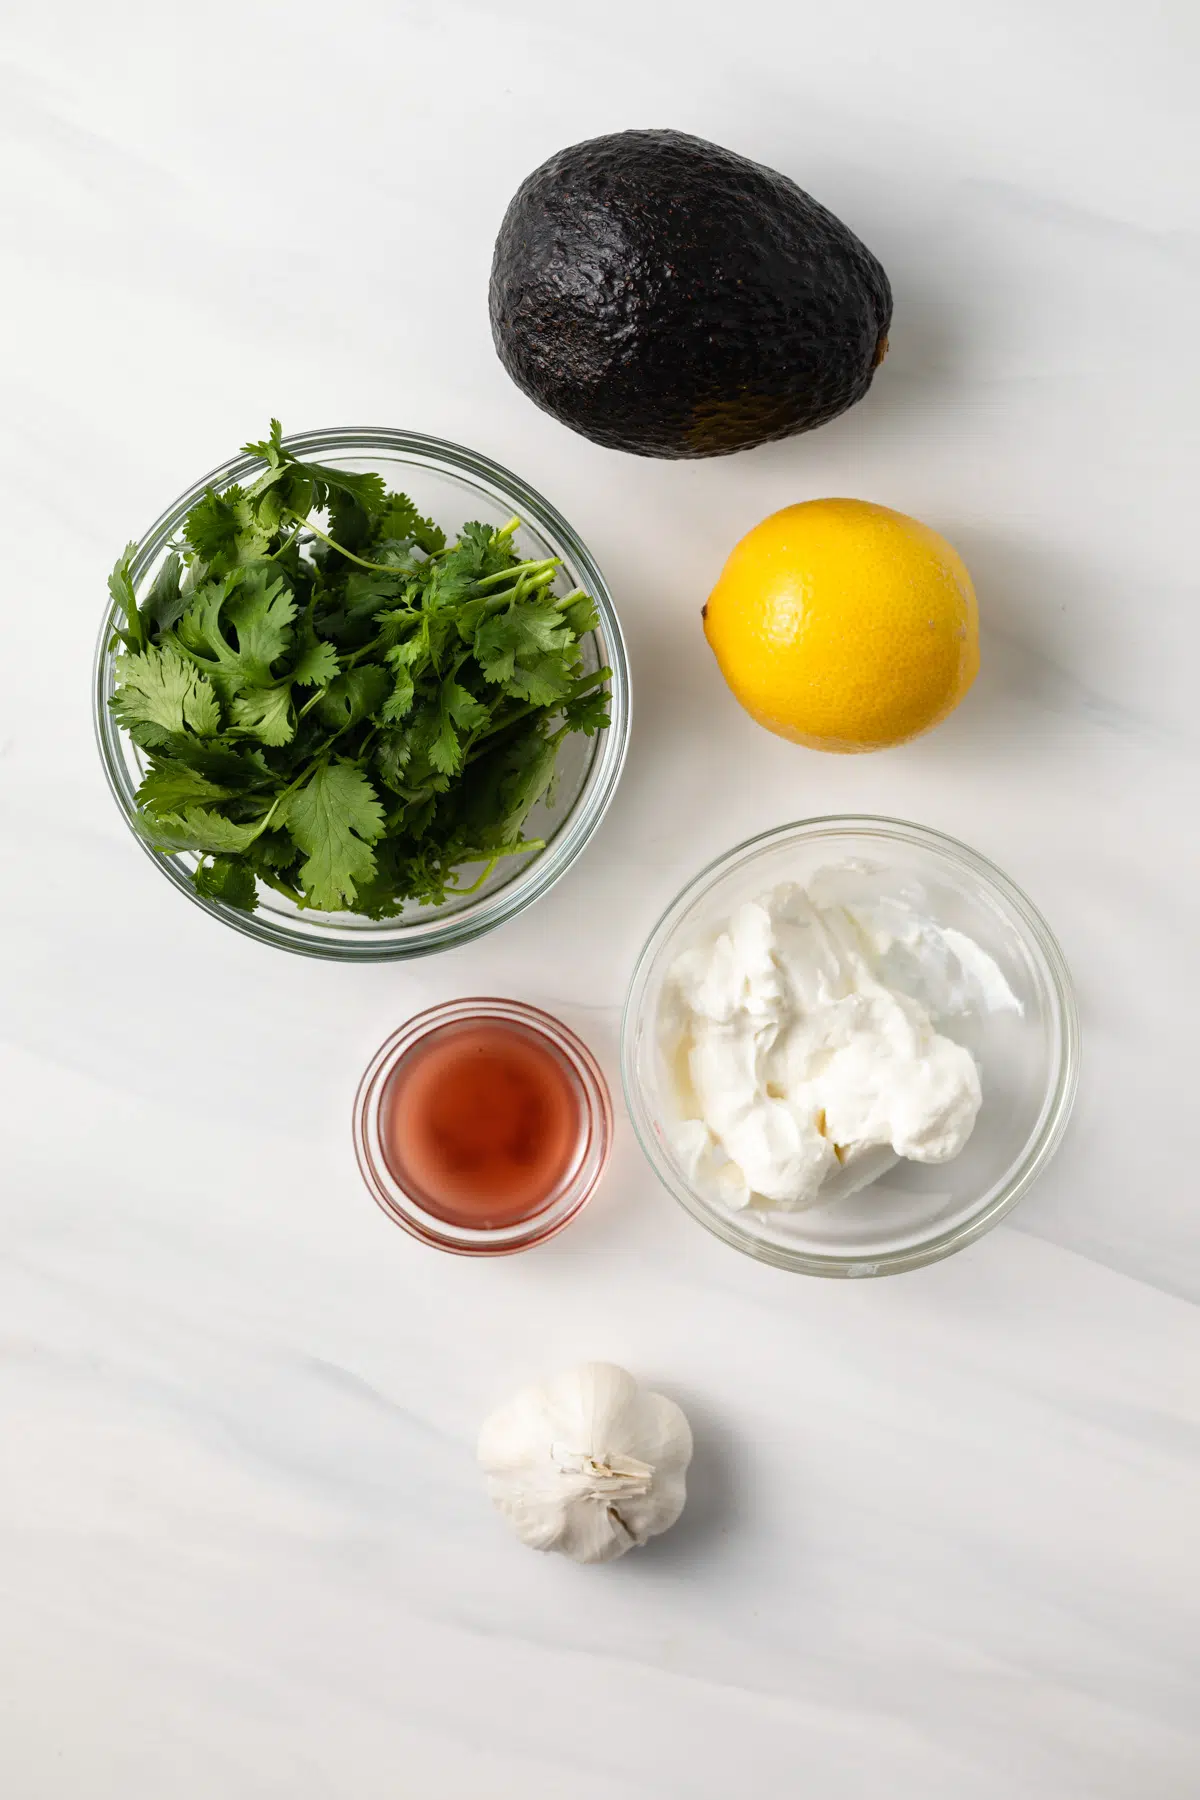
454, 520, 518, 579
443, 678, 490, 734
315, 465, 389, 516
509, 600, 574, 655
136, 805, 266, 855
316, 666, 390, 731
423, 560, 478, 613
562, 594, 600, 638
224, 567, 296, 675
506, 654, 574, 706
380, 610, 455, 683
326, 481, 386, 550
283, 761, 385, 911
134, 736, 269, 788
194, 856, 259, 911
230, 685, 295, 746
374, 728, 412, 791
248, 829, 300, 871
108, 546, 144, 651
176, 566, 295, 691
320, 570, 407, 646
377, 494, 445, 554
459, 725, 559, 847
291, 634, 341, 689
492, 740, 559, 844
561, 687, 611, 736
112, 646, 221, 740
184, 485, 271, 569
426, 705, 463, 777
240, 418, 286, 467
380, 656, 416, 724
136, 761, 235, 814
474, 599, 571, 687
242, 425, 388, 528
141, 552, 188, 640
249, 466, 315, 536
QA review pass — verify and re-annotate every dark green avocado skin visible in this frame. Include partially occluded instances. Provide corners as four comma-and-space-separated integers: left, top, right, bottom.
489, 129, 893, 459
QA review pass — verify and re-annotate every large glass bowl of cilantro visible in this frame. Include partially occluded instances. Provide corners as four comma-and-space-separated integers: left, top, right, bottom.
93, 425, 629, 959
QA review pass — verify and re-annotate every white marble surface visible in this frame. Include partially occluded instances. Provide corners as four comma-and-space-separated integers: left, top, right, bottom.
2, 2, 1198, 1793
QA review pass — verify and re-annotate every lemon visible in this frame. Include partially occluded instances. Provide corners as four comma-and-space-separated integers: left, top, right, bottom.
703, 499, 979, 753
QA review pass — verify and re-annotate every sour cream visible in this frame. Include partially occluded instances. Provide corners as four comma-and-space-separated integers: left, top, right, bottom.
659, 871, 1019, 1211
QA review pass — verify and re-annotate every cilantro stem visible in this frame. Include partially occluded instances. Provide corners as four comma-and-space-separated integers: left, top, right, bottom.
474, 568, 558, 620
464, 667, 612, 760
264, 521, 304, 562
257, 870, 306, 905
449, 840, 546, 894
289, 514, 407, 576
296, 686, 328, 723
474, 557, 558, 591
251, 771, 306, 837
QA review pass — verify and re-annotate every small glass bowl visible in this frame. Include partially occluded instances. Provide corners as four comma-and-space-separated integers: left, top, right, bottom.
93, 428, 630, 960
622, 818, 1080, 1278
353, 998, 613, 1254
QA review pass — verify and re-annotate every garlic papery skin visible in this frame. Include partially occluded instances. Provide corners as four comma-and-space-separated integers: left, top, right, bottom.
478, 1363, 694, 1564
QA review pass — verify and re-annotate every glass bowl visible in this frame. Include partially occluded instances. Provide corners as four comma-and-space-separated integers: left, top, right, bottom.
353, 998, 613, 1254
621, 818, 1079, 1278
93, 428, 630, 959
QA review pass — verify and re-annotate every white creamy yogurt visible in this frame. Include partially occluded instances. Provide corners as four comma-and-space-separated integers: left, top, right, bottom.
660, 870, 1021, 1212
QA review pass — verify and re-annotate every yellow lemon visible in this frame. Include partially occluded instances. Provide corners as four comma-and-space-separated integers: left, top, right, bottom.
703, 499, 979, 753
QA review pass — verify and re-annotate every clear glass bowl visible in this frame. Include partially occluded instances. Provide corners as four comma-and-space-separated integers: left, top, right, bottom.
93, 428, 630, 960
622, 818, 1080, 1278
353, 998, 613, 1254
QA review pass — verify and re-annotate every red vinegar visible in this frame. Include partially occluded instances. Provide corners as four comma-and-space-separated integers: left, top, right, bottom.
381, 1019, 583, 1230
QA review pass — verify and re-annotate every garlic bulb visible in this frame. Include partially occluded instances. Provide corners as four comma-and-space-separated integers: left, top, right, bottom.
478, 1363, 694, 1564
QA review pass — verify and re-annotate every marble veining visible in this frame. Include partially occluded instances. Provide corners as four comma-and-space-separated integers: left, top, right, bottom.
1, 1, 1198, 1793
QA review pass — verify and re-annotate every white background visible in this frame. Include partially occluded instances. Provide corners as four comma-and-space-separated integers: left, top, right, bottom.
2, 2, 1198, 1794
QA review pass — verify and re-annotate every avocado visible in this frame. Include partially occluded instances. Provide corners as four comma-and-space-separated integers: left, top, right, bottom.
489, 130, 892, 459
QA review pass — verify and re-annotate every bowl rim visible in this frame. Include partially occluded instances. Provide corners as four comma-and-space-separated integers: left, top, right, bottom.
352, 996, 614, 1255
620, 814, 1081, 1278
93, 426, 630, 961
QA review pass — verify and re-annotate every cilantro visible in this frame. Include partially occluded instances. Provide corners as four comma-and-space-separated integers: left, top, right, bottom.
474, 597, 573, 685
224, 569, 297, 674
240, 419, 287, 467
136, 806, 266, 855
316, 666, 390, 731
109, 424, 612, 914
283, 761, 385, 911
194, 856, 259, 912
377, 495, 446, 556
108, 547, 145, 652
175, 566, 296, 690
141, 552, 188, 640
113, 646, 222, 741
184, 485, 271, 570
135, 761, 235, 813
229, 685, 295, 746
562, 687, 611, 736
291, 633, 341, 689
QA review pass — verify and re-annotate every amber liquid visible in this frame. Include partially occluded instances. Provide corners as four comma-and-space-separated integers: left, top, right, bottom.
381, 1020, 583, 1229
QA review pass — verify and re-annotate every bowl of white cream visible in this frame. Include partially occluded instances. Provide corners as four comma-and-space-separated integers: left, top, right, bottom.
621, 818, 1079, 1277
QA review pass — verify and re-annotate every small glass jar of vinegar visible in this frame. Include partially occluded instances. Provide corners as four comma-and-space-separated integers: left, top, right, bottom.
353, 999, 613, 1253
